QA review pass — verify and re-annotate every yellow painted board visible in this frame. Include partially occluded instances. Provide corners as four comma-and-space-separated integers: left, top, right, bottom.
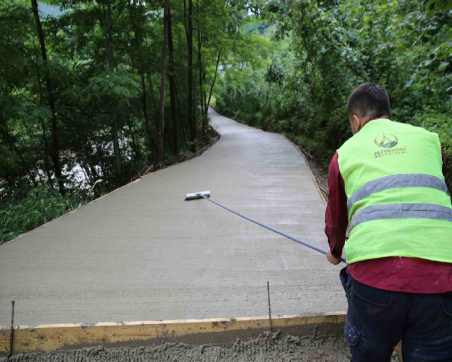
0, 313, 345, 354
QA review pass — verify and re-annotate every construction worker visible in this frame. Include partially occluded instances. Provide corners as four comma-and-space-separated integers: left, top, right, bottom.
325, 83, 452, 362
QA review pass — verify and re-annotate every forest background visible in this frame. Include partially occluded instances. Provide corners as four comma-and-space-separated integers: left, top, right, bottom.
1, 0, 450, 242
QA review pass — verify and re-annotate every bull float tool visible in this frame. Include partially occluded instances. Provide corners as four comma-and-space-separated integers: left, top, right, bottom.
185, 191, 346, 263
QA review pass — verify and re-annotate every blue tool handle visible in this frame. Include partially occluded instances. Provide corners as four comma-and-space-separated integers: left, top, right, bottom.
205, 197, 346, 264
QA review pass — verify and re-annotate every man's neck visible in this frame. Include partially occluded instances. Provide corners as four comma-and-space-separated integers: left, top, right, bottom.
361, 116, 389, 130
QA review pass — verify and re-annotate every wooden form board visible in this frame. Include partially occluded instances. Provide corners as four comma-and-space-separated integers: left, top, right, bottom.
0, 313, 346, 354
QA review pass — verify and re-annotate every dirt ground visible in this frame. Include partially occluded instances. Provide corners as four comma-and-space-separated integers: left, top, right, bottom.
1, 331, 402, 362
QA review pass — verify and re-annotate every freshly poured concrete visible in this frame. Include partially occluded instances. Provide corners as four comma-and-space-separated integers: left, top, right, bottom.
0, 110, 345, 326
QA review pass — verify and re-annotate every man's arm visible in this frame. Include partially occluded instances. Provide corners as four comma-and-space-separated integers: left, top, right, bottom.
324, 152, 348, 263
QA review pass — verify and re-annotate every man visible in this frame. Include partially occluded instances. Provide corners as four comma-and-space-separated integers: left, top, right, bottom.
325, 83, 452, 361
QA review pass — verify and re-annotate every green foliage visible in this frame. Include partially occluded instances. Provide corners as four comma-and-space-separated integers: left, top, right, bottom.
0, 186, 80, 243
0, 0, 246, 241
2, 0, 450, 242
216, 0, 452, 188
86, 67, 140, 102
414, 112, 452, 190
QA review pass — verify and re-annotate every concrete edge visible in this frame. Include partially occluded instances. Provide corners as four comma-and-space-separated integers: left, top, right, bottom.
281, 134, 327, 205
0, 313, 346, 354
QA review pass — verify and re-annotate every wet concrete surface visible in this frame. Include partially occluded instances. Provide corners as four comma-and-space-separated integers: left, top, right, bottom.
1, 332, 355, 361
0, 110, 345, 326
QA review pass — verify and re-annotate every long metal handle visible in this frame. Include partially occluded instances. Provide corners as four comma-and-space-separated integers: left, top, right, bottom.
205, 197, 346, 264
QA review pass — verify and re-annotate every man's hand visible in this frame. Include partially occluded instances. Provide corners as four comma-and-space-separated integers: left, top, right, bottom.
327, 251, 341, 265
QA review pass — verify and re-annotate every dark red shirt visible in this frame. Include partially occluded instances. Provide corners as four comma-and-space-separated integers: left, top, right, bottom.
325, 152, 452, 293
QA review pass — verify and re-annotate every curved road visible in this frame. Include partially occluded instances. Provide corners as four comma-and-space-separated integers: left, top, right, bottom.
0, 110, 345, 326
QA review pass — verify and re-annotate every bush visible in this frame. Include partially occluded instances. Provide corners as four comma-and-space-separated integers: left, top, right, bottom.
413, 112, 452, 190
216, 0, 451, 189
0, 186, 80, 243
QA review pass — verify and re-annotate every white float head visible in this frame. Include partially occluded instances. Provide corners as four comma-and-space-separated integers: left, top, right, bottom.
184, 191, 211, 201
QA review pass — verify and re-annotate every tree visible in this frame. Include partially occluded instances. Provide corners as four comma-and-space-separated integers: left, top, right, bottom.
31, 0, 64, 193
0, 0, 254, 241
185, 0, 196, 143
164, 0, 179, 155
215, 0, 451, 188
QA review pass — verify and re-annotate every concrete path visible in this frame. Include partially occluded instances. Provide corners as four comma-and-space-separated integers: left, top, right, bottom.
0, 110, 346, 326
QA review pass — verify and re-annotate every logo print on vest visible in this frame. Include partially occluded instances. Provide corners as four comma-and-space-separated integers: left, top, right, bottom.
374, 134, 398, 149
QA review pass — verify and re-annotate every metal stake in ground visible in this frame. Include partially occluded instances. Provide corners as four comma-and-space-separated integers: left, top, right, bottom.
267, 281, 273, 333
9, 300, 15, 358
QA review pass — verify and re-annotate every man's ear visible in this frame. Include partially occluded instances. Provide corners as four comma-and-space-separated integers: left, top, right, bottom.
350, 113, 361, 134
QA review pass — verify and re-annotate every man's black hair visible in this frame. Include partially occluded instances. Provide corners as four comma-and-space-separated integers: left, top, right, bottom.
347, 83, 391, 119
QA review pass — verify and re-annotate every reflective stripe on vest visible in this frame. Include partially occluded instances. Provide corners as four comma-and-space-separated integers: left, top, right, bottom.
350, 203, 452, 230
347, 173, 449, 210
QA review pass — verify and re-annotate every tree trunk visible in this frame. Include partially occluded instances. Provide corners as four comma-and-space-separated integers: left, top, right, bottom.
104, 1, 121, 178
146, 73, 161, 163
128, 0, 154, 163
140, 72, 154, 161
197, 28, 207, 135
157, 3, 168, 165
185, 0, 195, 144
31, 0, 64, 193
205, 49, 221, 118
40, 120, 53, 187
34, 66, 53, 187
165, 0, 179, 155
